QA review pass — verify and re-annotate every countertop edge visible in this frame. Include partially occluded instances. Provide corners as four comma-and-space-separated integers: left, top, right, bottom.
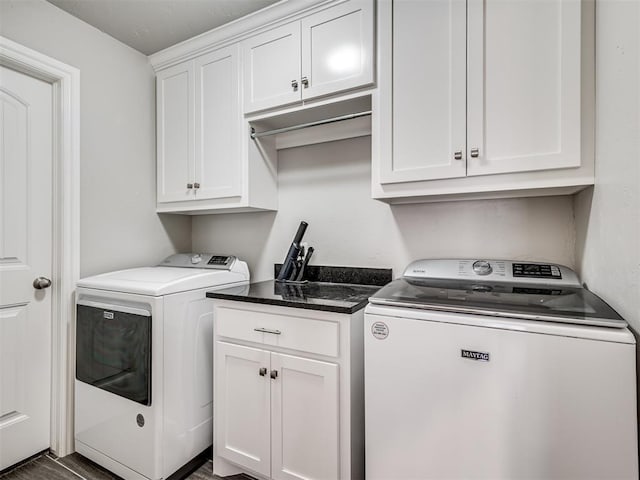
206, 290, 368, 314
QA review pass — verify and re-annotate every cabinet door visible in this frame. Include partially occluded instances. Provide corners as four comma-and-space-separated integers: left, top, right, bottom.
467, 0, 582, 176
195, 46, 242, 200
379, 0, 467, 184
215, 342, 271, 477
300, 0, 374, 101
243, 23, 301, 113
157, 61, 195, 202
271, 353, 339, 480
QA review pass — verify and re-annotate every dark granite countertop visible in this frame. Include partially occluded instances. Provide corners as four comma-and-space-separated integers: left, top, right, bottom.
206, 265, 392, 314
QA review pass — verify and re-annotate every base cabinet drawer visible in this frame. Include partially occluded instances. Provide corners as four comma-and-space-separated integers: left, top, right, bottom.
215, 305, 339, 357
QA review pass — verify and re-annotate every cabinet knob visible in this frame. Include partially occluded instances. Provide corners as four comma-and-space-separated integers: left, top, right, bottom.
454, 151, 463, 160
187, 183, 193, 189
259, 367, 267, 377
291, 79, 298, 91
301, 76, 309, 88
470, 147, 480, 158
193, 182, 200, 189
270, 370, 278, 380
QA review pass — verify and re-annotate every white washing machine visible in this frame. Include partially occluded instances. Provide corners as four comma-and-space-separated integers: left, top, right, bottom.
365, 259, 638, 480
75, 253, 249, 480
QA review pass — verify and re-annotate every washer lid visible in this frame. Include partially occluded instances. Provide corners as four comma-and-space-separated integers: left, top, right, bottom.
77, 266, 249, 296
369, 277, 627, 329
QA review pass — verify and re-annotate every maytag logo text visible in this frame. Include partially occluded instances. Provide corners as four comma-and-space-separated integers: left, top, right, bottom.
461, 349, 490, 361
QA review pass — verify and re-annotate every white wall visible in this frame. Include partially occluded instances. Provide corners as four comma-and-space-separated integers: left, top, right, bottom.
575, 0, 640, 327
0, 0, 191, 277
193, 136, 576, 281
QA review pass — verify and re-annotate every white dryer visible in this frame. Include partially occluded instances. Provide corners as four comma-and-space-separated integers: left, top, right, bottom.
75, 254, 249, 480
365, 259, 638, 480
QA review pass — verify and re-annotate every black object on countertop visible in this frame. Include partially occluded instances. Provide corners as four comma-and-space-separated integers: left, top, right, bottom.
276, 221, 308, 282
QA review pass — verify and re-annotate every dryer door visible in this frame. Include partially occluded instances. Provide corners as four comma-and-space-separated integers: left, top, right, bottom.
76, 300, 151, 405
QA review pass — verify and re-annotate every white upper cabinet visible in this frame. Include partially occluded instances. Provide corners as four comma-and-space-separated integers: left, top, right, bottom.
386, 0, 467, 183
194, 48, 242, 200
466, 0, 582, 177
157, 62, 194, 203
243, 0, 374, 114
373, 0, 594, 202
300, 0, 374, 101
156, 44, 277, 214
243, 23, 302, 113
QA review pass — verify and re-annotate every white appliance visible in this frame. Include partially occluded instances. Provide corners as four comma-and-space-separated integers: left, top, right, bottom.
365, 259, 638, 480
75, 253, 249, 480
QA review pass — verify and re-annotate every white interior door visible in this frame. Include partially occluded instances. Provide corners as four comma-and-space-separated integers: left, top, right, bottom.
0, 65, 53, 470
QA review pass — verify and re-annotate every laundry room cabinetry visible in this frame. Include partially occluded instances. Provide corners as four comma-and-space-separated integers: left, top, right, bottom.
156, 45, 277, 214
372, 0, 595, 203
212, 300, 364, 480
242, 0, 374, 114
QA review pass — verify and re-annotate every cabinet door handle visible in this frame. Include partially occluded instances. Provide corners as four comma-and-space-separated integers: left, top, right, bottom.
291, 79, 298, 91
270, 369, 278, 380
454, 151, 463, 160
254, 327, 282, 335
259, 367, 268, 377
187, 183, 193, 189
301, 76, 309, 88
470, 147, 480, 158
193, 182, 200, 189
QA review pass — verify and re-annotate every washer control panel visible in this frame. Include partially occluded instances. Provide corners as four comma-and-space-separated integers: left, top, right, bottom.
403, 259, 580, 287
512, 263, 562, 279
160, 253, 236, 270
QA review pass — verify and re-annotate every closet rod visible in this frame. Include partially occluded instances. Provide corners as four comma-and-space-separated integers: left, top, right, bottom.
250, 110, 372, 140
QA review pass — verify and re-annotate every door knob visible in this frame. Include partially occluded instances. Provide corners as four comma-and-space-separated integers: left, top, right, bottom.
270, 370, 278, 380
33, 277, 52, 289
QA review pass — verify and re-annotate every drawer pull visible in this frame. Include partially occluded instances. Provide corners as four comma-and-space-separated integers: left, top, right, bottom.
259, 367, 267, 377
254, 327, 282, 335
270, 369, 278, 380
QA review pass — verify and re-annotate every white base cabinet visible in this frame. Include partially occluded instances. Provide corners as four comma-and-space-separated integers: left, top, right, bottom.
373, 0, 595, 203
212, 301, 364, 480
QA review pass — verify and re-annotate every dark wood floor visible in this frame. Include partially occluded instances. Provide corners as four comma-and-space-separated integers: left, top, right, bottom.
0, 453, 247, 480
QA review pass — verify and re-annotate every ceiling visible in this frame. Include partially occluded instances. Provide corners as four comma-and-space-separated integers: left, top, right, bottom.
46, 0, 280, 56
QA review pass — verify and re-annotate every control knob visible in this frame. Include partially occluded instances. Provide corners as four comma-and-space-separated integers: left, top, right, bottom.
472, 260, 492, 276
